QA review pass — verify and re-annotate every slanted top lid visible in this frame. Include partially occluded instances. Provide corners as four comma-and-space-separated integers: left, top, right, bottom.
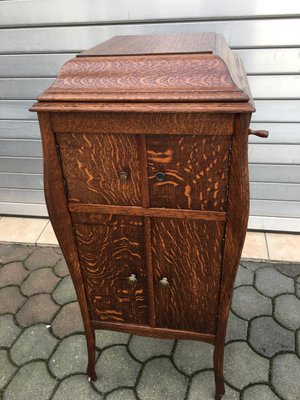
35, 33, 254, 110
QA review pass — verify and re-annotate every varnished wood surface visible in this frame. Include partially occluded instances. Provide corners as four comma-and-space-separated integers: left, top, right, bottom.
51, 112, 234, 136
147, 135, 232, 211
31, 101, 255, 113
152, 217, 225, 334
56, 132, 141, 205
74, 214, 148, 324
92, 321, 216, 344
69, 206, 226, 222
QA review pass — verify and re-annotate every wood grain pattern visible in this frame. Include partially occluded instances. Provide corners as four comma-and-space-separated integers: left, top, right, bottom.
73, 214, 148, 324
152, 217, 225, 333
51, 112, 234, 136
56, 132, 141, 205
147, 135, 232, 211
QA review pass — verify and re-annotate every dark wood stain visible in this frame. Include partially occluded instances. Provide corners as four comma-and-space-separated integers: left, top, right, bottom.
31, 33, 265, 399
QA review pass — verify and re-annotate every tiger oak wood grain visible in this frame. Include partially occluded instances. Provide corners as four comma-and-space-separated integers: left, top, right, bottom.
147, 134, 232, 211
56, 132, 141, 205
32, 33, 261, 400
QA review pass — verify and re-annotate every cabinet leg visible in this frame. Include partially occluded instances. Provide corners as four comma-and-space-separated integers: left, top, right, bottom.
213, 342, 225, 400
86, 327, 97, 381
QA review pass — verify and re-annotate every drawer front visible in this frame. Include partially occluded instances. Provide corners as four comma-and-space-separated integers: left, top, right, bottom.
151, 217, 225, 334
73, 214, 148, 324
56, 132, 141, 205
147, 135, 231, 211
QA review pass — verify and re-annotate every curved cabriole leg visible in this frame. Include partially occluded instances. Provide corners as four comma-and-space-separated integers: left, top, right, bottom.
38, 112, 97, 381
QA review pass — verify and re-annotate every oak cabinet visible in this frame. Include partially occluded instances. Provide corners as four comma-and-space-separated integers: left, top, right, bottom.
31, 32, 268, 399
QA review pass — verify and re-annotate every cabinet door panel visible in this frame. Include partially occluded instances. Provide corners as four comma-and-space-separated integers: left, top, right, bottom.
73, 214, 148, 324
152, 218, 225, 333
56, 132, 141, 205
147, 135, 231, 211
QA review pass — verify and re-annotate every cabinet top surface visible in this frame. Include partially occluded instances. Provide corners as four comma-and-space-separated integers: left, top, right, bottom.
32, 33, 254, 111
78, 33, 217, 57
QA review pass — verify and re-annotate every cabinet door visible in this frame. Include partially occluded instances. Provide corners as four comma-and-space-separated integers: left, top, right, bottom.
147, 135, 231, 211
151, 218, 225, 334
56, 132, 141, 205
73, 214, 148, 324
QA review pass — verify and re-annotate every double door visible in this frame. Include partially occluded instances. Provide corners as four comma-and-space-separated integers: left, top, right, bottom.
56, 130, 231, 334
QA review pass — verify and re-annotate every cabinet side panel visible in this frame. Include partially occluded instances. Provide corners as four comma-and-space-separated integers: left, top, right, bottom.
73, 213, 148, 325
152, 217, 225, 334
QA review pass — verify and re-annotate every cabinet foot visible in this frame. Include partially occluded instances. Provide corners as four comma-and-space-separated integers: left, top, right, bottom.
87, 365, 97, 381
215, 388, 225, 400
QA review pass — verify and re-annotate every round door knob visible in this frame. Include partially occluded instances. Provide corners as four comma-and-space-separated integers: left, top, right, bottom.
119, 171, 128, 181
127, 274, 137, 285
155, 172, 166, 182
159, 277, 169, 288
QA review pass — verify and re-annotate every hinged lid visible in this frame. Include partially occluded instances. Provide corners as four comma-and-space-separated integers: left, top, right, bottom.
32, 33, 255, 112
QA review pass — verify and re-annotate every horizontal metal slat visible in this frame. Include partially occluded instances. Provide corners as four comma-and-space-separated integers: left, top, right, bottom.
248, 144, 300, 164
249, 164, 300, 183
248, 215, 300, 232
1, 0, 299, 27
249, 123, 300, 144
0, 120, 41, 139
1, 100, 300, 122
0, 19, 300, 54
0, 157, 42, 173
0, 188, 45, 203
0, 201, 47, 217
250, 199, 300, 218
0, 139, 42, 157
1, 76, 299, 100
250, 182, 300, 201
0, 173, 43, 189
1, 49, 299, 78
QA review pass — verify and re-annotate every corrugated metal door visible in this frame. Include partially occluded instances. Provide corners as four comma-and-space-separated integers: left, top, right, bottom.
0, 0, 299, 232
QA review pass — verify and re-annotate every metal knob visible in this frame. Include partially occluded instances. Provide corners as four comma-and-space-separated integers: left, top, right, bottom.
155, 172, 166, 182
127, 274, 137, 285
159, 277, 169, 288
119, 171, 128, 181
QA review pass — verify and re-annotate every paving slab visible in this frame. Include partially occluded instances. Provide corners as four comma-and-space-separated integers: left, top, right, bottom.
52, 374, 102, 400
274, 294, 300, 330
0, 350, 17, 390
16, 293, 59, 327
188, 371, 239, 400
21, 267, 60, 296
249, 316, 295, 357
106, 388, 136, 400
234, 265, 254, 287
95, 329, 129, 348
0, 244, 32, 264
243, 385, 280, 400
275, 263, 300, 278
94, 345, 141, 393
25, 247, 61, 270
49, 334, 89, 379
0, 286, 26, 315
272, 353, 300, 400
52, 276, 77, 305
226, 312, 248, 342
296, 276, 300, 298
10, 324, 58, 366
51, 302, 84, 338
0, 315, 21, 348
54, 258, 69, 277
0, 262, 29, 288
255, 267, 294, 297
173, 340, 213, 374
231, 286, 272, 321
224, 342, 269, 390
129, 335, 174, 362
137, 357, 187, 400
3, 361, 56, 400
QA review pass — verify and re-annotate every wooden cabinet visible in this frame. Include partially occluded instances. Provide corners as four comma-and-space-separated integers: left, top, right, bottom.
31, 33, 268, 399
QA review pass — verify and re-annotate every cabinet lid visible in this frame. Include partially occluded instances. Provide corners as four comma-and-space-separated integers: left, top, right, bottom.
35, 33, 254, 111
